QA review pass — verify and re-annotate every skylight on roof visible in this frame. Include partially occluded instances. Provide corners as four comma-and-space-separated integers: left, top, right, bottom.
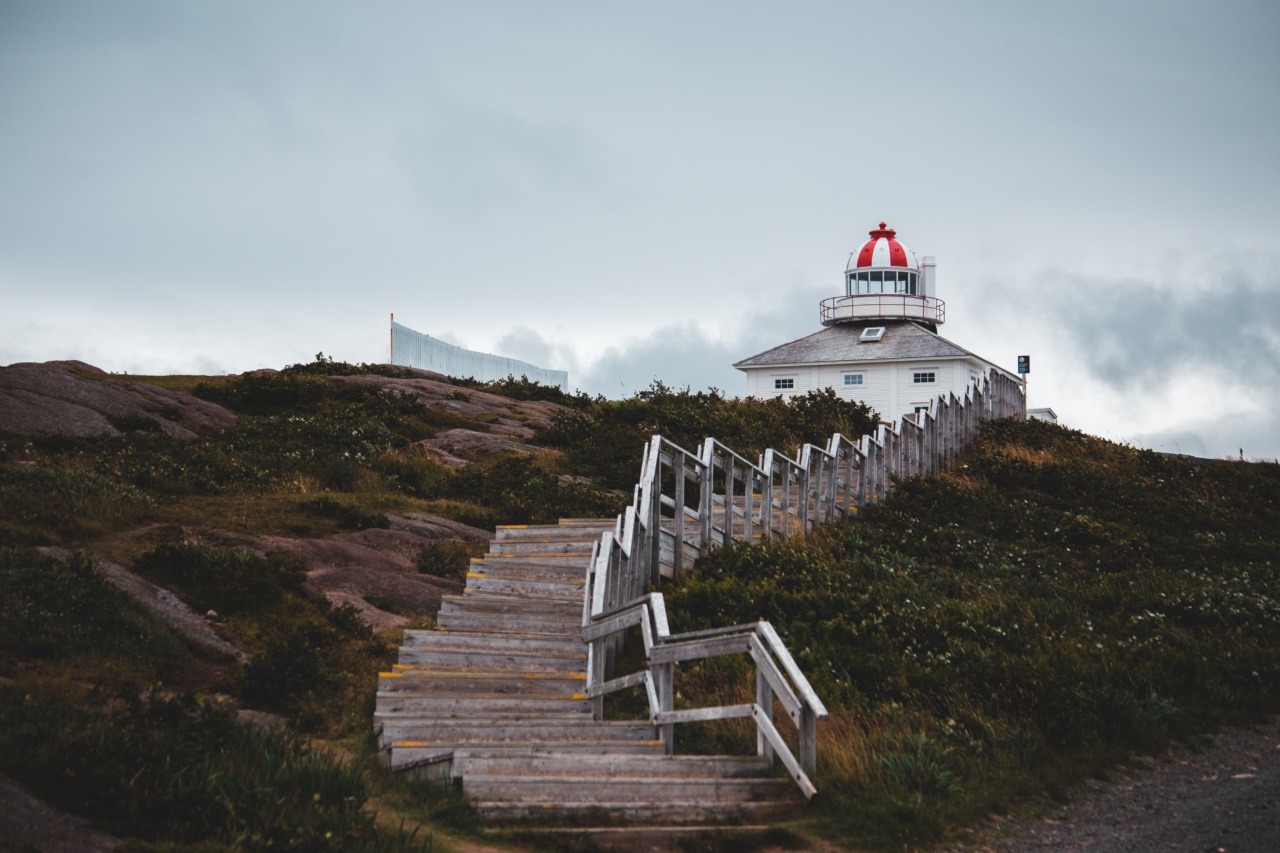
860, 326, 886, 342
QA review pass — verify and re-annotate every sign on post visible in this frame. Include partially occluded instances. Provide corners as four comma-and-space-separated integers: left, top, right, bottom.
1017, 355, 1030, 375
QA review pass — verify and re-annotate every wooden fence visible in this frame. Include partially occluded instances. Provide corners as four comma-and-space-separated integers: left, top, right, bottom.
581, 369, 1025, 798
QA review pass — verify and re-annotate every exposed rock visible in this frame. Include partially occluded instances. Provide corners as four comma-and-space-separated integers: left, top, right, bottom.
250, 514, 483, 628
334, 371, 566, 439
34, 547, 244, 661
236, 709, 288, 730
0, 360, 235, 439
0, 771, 121, 852
418, 428, 548, 466
387, 512, 494, 542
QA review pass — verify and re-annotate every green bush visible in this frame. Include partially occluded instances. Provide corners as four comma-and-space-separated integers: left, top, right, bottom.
435, 453, 624, 525
539, 382, 878, 490
414, 538, 488, 582
0, 690, 425, 851
0, 548, 184, 667
300, 496, 390, 531
133, 543, 305, 617
449, 373, 592, 408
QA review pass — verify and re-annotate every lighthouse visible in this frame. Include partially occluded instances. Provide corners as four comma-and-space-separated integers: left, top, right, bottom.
734, 222, 1020, 423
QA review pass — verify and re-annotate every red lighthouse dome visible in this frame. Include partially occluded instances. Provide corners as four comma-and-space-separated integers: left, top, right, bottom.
853, 222, 918, 270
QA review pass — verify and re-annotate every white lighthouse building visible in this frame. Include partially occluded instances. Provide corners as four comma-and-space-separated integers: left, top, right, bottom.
734, 223, 1020, 424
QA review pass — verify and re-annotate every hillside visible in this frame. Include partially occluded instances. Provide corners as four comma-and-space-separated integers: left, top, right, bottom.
1, 357, 1276, 851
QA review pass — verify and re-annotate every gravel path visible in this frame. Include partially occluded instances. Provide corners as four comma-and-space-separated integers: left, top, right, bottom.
953, 719, 1280, 853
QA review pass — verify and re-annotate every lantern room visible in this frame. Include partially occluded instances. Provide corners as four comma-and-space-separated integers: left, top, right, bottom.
820, 222, 944, 329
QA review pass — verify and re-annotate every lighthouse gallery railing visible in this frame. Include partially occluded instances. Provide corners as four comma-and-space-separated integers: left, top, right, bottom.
581, 368, 1026, 799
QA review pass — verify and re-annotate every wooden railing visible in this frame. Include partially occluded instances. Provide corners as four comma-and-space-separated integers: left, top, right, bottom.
582, 369, 1025, 799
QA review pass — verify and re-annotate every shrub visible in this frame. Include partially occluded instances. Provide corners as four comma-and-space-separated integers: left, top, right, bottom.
0, 465, 154, 546
539, 382, 878, 490
133, 543, 305, 616
300, 496, 390, 531
0, 690, 425, 850
414, 538, 488, 582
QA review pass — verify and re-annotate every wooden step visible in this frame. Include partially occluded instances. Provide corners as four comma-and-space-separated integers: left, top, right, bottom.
387, 741, 669, 770
397, 648, 586, 673
378, 719, 656, 746
375, 694, 591, 717
436, 612, 581, 636
400, 630, 584, 655
447, 590, 583, 608
495, 525, 610, 542
379, 669, 586, 695
553, 518, 616, 529
478, 553, 596, 567
473, 799, 796, 825
464, 775, 794, 804
453, 753, 773, 779
465, 575, 584, 599
469, 556, 589, 576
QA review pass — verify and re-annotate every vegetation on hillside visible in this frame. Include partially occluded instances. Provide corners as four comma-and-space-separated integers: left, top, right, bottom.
663, 417, 1280, 848
3, 356, 1278, 850
541, 381, 878, 490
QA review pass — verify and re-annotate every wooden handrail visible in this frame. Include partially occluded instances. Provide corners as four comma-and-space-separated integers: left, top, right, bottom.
582, 369, 1025, 799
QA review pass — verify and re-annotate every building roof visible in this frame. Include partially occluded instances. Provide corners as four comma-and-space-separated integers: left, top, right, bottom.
733, 321, 994, 369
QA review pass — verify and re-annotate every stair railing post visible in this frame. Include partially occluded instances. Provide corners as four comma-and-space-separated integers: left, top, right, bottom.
673, 448, 686, 574
656, 661, 674, 755
756, 667, 775, 763
800, 705, 817, 779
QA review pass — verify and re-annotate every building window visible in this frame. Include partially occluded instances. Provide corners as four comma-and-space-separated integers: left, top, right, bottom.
913, 372, 936, 384
774, 378, 795, 390
843, 373, 863, 386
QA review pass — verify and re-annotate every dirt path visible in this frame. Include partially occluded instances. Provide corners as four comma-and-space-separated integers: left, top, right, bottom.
951, 719, 1280, 853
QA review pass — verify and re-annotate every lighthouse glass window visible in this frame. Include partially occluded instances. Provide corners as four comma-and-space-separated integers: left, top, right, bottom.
913, 372, 936, 384
851, 271, 917, 294
843, 374, 863, 386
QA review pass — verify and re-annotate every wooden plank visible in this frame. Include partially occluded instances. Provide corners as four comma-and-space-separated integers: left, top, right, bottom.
649, 632, 752, 664
755, 622, 829, 718
586, 669, 650, 698
749, 645, 802, 722
581, 605, 644, 643
654, 703, 755, 724
753, 705, 818, 801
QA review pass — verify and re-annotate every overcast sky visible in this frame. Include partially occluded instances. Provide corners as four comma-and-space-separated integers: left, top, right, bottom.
2, 1, 1278, 459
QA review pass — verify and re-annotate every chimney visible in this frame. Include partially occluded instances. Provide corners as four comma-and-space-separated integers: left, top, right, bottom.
921, 256, 937, 298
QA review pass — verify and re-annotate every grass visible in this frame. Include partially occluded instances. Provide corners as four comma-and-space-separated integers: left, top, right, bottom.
661, 417, 1280, 848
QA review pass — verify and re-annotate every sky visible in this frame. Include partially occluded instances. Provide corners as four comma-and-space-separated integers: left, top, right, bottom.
2, 1, 1278, 459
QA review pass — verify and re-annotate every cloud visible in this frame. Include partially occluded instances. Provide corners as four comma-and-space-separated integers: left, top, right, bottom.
967, 258, 1280, 460
1041, 266, 1280, 391
495, 282, 830, 396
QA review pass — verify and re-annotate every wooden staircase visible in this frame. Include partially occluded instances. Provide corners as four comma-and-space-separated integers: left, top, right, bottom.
376, 519, 799, 824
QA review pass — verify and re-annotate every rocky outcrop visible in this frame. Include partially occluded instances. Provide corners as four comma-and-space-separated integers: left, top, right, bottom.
418, 428, 549, 466
0, 361, 236, 439
335, 370, 565, 439
251, 513, 490, 629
